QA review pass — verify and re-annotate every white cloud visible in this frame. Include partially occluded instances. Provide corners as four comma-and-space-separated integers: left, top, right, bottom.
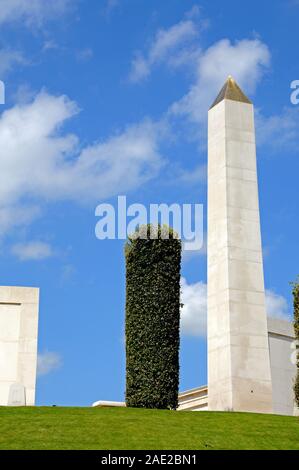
137, 13, 297, 155
104, 0, 120, 17
129, 19, 198, 82
43, 40, 59, 52
11, 241, 53, 261
171, 38, 270, 122
149, 21, 198, 64
256, 106, 299, 151
0, 0, 71, 27
265, 289, 291, 321
76, 48, 94, 62
176, 164, 206, 185
129, 12, 297, 155
131, 15, 271, 144
37, 352, 62, 376
180, 279, 290, 338
60, 264, 77, 284
180, 277, 207, 337
0, 205, 41, 238
0, 48, 26, 77
0, 91, 164, 237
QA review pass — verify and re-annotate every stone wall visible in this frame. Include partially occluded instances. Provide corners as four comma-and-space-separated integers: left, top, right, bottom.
0, 286, 39, 406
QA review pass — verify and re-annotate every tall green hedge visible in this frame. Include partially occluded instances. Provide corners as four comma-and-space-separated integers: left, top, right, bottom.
292, 280, 299, 407
125, 225, 181, 410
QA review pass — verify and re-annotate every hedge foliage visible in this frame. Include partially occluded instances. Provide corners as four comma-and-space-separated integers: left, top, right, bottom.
125, 225, 181, 410
292, 280, 299, 407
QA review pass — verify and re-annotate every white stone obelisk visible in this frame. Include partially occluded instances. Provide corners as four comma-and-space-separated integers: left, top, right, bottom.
207, 77, 273, 413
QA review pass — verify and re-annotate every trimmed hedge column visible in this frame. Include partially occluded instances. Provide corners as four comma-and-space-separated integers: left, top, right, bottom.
125, 225, 181, 410
292, 280, 299, 408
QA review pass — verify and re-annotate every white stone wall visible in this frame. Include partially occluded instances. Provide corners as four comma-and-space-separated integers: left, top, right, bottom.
0, 286, 39, 406
268, 318, 298, 416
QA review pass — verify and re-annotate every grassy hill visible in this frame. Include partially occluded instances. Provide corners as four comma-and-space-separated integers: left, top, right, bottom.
0, 406, 298, 450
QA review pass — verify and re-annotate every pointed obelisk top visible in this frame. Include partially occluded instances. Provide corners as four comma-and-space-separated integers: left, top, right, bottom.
209, 75, 252, 109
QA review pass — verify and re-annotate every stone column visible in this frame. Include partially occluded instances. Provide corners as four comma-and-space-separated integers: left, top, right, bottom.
207, 77, 273, 413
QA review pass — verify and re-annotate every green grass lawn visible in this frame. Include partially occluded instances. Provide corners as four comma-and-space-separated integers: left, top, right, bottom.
0, 406, 298, 450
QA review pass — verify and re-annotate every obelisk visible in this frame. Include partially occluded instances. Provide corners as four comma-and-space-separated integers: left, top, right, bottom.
207, 76, 273, 413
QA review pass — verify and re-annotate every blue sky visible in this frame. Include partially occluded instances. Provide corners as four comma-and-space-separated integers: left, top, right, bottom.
0, 0, 298, 406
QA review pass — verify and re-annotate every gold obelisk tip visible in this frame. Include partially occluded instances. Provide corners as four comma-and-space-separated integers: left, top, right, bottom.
209, 76, 252, 109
